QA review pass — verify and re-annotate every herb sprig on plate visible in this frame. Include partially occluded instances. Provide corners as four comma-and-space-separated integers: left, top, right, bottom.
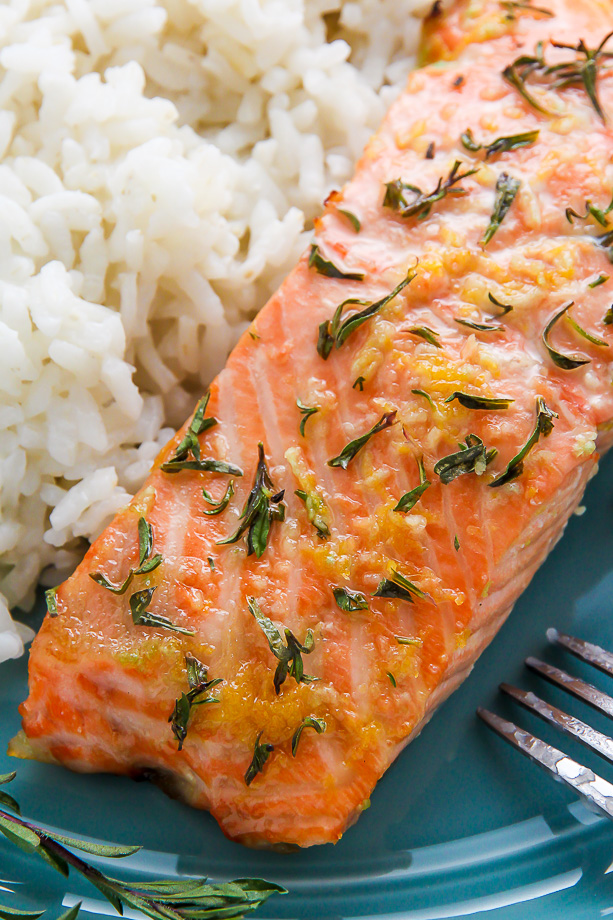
0, 773, 285, 920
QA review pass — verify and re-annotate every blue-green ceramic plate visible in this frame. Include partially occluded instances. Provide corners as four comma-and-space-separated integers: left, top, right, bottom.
3, 453, 613, 919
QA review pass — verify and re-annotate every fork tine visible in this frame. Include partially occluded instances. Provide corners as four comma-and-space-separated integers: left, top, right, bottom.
525, 656, 613, 718
500, 682, 613, 764
477, 707, 613, 820
547, 628, 613, 678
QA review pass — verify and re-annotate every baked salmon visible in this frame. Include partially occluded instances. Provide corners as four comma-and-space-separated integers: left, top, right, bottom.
11, 0, 613, 849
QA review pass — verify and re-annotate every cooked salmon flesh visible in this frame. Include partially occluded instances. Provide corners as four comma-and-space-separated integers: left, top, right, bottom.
10, 0, 613, 848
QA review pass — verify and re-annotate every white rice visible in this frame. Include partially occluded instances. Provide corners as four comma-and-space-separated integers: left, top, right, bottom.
0, 0, 432, 660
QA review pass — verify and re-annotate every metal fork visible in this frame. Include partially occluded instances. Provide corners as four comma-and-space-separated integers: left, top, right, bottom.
478, 628, 613, 821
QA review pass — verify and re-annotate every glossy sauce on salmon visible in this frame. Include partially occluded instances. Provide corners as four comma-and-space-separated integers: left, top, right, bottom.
12, 0, 613, 848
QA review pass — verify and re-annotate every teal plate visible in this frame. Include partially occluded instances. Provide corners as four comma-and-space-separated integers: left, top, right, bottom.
4, 452, 613, 920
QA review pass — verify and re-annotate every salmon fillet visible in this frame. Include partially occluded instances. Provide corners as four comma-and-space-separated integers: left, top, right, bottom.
11, 0, 613, 849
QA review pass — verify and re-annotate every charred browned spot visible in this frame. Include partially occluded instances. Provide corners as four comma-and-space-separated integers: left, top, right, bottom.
324, 189, 341, 208
426, 0, 443, 19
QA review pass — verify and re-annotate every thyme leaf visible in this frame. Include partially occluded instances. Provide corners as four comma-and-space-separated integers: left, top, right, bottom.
90, 517, 162, 593
294, 489, 330, 539
247, 596, 316, 694
566, 313, 609, 347
328, 411, 397, 469
383, 161, 479, 220
455, 318, 504, 332
408, 326, 442, 347
386, 671, 397, 687
482, 173, 521, 245
332, 586, 369, 612
598, 228, 613, 262
444, 391, 514, 410
160, 458, 242, 475
291, 717, 327, 756
353, 376, 365, 391
454, 534, 460, 551
488, 292, 515, 315
297, 399, 320, 436
317, 270, 416, 359
165, 393, 218, 466
129, 588, 194, 636
490, 396, 557, 486
245, 732, 274, 786
373, 568, 428, 603
0, 773, 285, 919
503, 33, 613, 120
542, 301, 591, 368
89, 571, 134, 595
217, 443, 285, 557
566, 196, 613, 227
308, 244, 364, 281
395, 635, 423, 646
589, 273, 609, 288
169, 655, 222, 750
548, 32, 613, 121
411, 388, 436, 410
434, 434, 495, 484
45, 587, 58, 618
394, 456, 430, 513
202, 481, 234, 516
338, 208, 361, 232
460, 128, 539, 159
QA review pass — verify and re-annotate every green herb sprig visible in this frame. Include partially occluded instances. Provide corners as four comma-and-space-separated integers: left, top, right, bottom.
461, 128, 539, 159
434, 435, 496, 484
328, 411, 397, 469
455, 318, 504, 332
444, 392, 514, 410
317, 270, 416, 359
245, 734, 274, 786
332, 586, 369, 612
297, 399, 320, 436
500, 1, 553, 21
308, 244, 364, 281
373, 569, 429, 604
338, 209, 361, 232
129, 588, 194, 636
291, 717, 327, 756
0, 773, 285, 920
202, 482, 234, 516
566, 192, 613, 227
169, 655, 223, 750
482, 173, 521, 245
542, 302, 591, 368
503, 33, 613, 120
383, 161, 479, 220
408, 326, 442, 347
45, 587, 58, 617
394, 456, 430, 513
488, 292, 515, 315
248, 597, 316, 695
160, 395, 241, 477
90, 517, 163, 595
490, 396, 557, 486
218, 444, 285, 558
294, 489, 330, 539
